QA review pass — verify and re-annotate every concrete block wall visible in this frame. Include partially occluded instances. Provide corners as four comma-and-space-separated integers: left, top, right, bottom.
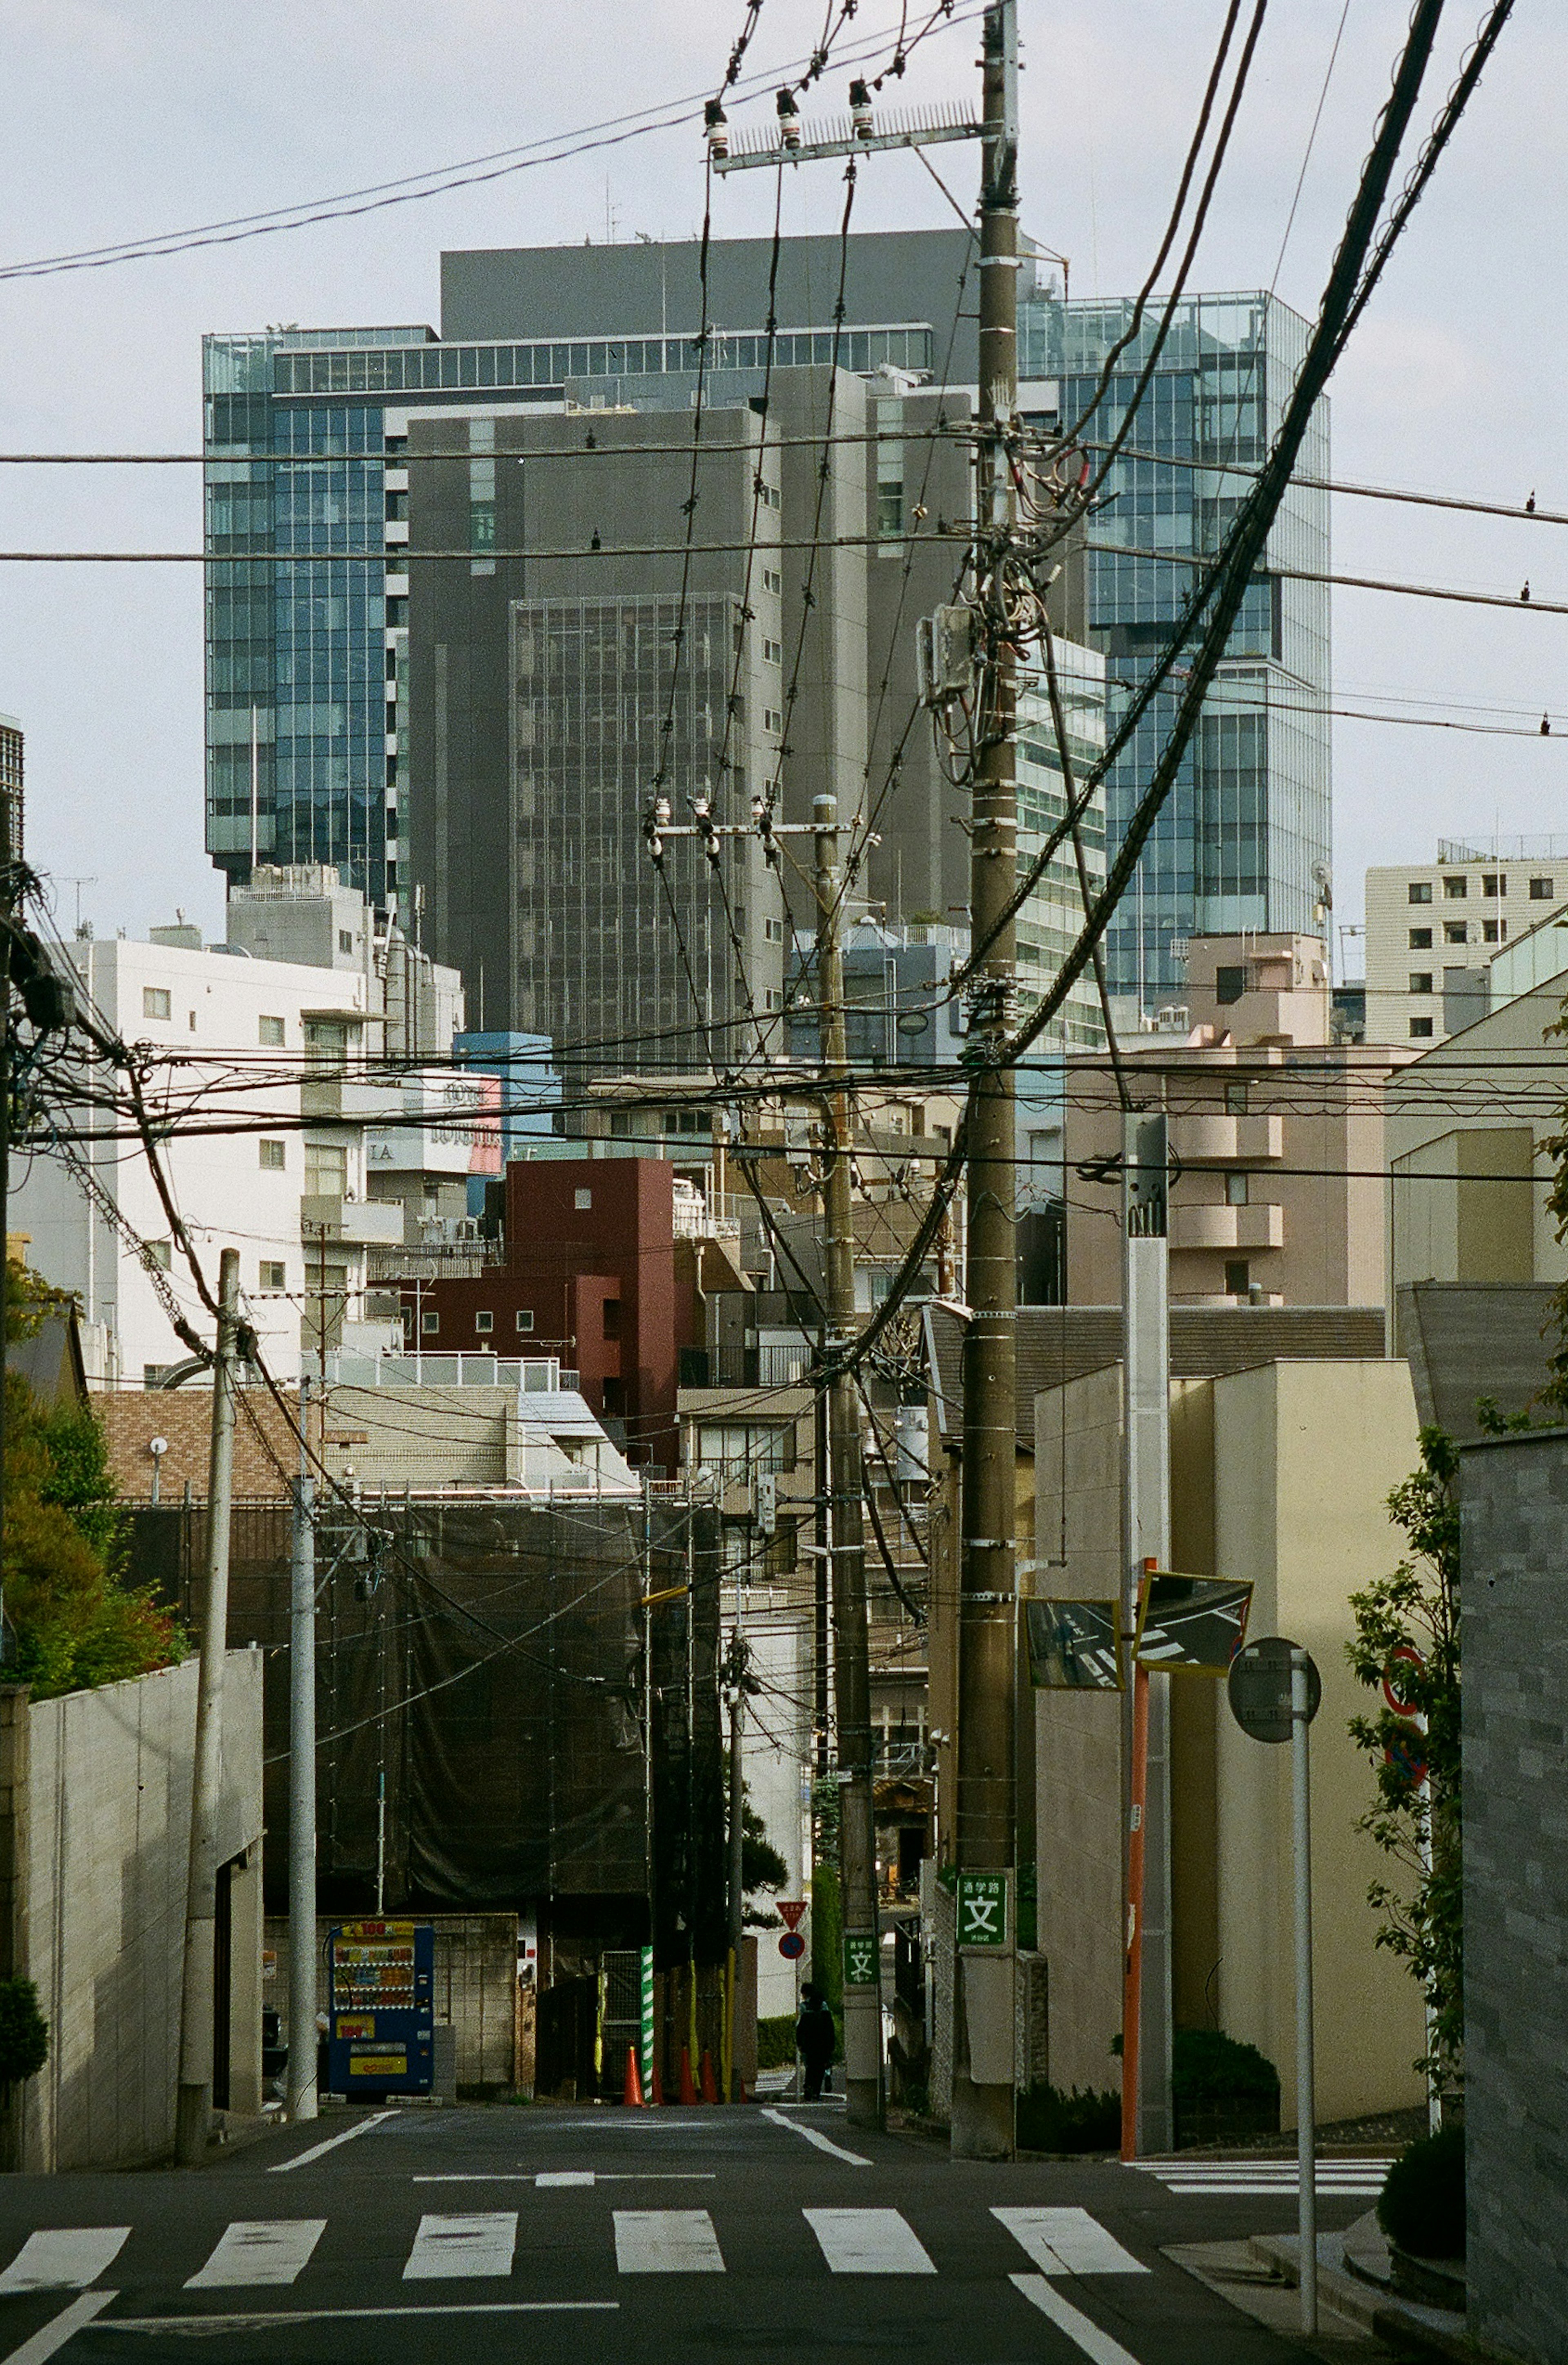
1461, 1433, 1568, 2365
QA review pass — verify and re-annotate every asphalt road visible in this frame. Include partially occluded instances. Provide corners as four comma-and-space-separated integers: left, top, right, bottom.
0, 2102, 1390, 2365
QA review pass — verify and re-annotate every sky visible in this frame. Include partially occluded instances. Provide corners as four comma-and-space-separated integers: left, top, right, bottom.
1, 0, 1562, 970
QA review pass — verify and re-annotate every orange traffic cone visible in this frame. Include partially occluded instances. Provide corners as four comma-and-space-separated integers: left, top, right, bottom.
624, 2046, 646, 2108
699, 2050, 719, 2104
651, 2060, 665, 2106
678, 2046, 699, 2104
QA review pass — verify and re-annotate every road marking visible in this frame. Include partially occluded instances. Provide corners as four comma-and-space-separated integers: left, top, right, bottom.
403, 2212, 518, 2280
185, 2221, 326, 2289
612, 2210, 725, 2274
993, 2208, 1148, 2277
0, 2231, 130, 2293
412, 2172, 715, 2187
1011, 2273, 1141, 2365
760, 2106, 870, 2166
0, 2290, 115, 2363
89, 2301, 617, 2332
1126, 2162, 1390, 2197
804, 2209, 935, 2276
269, 2110, 397, 2172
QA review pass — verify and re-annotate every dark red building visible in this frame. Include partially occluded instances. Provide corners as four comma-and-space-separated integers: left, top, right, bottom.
399, 1159, 679, 1469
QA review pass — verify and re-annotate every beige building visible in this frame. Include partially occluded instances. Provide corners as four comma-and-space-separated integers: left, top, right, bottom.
1067, 933, 1403, 1306
1365, 837, 1568, 1050
1033, 1353, 1426, 2126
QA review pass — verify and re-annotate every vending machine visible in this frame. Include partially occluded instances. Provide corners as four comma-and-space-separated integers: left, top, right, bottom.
326, 1920, 435, 2097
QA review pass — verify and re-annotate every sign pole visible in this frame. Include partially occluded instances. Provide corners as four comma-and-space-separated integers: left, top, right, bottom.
1120, 1658, 1149, 2162
1292, 1647, 1318, 2335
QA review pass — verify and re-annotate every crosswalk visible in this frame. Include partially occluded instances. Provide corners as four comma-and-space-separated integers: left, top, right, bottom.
1126, 2156, 1393, 2198
0, 2205, 1152, 2294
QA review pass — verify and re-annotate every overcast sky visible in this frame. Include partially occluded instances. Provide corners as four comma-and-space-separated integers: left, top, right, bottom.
1, 0, 1560, 968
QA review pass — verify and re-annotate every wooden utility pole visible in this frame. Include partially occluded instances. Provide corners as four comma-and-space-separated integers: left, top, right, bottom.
953, 0, 1021, 2165
176, 1246, 241, 2165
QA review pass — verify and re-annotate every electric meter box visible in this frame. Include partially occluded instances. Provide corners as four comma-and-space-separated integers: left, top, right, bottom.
326, 1919, 435, 2097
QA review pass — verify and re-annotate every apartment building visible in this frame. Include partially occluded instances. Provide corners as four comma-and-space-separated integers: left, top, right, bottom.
1365, 836, 1568, 1047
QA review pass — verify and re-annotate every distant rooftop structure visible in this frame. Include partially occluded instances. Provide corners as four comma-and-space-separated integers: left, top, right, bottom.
1438, 836, 1568, 864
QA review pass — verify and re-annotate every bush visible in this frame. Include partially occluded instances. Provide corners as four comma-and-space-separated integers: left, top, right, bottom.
1172, 2027, 1280, 2100
757, 2012, 797, 2070
1377, 2124, 1465, 2260
0, 1979, 48, 2089
1016, 2082, 1120, 2153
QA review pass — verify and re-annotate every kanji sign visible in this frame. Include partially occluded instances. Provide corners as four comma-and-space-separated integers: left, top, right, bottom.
1025, 1598, 1124, 1691
1134, 1572, 1253, 1676
776, 1899, 808, 1933
843, 1932, 878, 1986
956, 1870, 1008, 1948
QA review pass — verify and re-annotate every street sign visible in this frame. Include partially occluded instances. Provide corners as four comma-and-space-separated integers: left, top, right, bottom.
776, 1899, 808, 1933
1227, 1636, 1321, 1743
956, 1869, 1008, 1948
843, 1932, 878, 1987
1025, 1597, 1124, 1691
1381, 1643, 1425, 1716
1134, 1572, 1254, 1675
1384, 1723, 1428, 1785
778, 1930, 806, 1961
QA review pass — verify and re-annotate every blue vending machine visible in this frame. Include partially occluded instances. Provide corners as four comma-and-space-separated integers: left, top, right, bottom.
326, 1921, 435, 2097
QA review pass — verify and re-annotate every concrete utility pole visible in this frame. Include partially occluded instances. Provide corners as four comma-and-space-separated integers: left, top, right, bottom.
813, 791, 882, 2129
176, 1246, 241, 2166
723, 1622, 748, 2104
287, 1376, 318, 2123
953, 0, 1021, 2165
1120, 1112, 1172, 2155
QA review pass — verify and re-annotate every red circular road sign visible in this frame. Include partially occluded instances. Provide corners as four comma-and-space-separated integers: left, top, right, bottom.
1382, 1643, 1426, 1717
778, 1931, 806, 1961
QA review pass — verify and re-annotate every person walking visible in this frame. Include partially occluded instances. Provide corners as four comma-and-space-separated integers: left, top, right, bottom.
796, 1983, 837, 2101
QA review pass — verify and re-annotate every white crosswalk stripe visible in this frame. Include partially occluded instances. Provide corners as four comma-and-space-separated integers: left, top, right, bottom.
403, 2212, 519, 2280
0, 2229, 129, 2293
993, 2208, 1147, 2276
1127, 2158, 1392, 2196
804, 2209, 935, 2275
612, 2210, 725, 2273
186, 2221, 326, 2289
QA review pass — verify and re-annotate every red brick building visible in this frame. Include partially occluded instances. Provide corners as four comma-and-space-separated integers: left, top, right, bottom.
399, 1159, 680, 1468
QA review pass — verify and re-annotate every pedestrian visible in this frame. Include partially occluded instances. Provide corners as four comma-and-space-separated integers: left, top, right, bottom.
796, 1982, 837, 2101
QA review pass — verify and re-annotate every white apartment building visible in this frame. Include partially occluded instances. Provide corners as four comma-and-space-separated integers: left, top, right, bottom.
17, 933, 396, 1386
1365, 836, 1568, 1048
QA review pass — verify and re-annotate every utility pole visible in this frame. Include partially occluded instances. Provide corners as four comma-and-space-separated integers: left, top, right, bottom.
176, 1245, 241, 2166
287, 1374, 318, 2123
1120, 1112, 1172, 2156
953, 0, 1020, 2164
0, 787, 12, 1661
723, 1622, 748, 2104
814, 791, 882, 2130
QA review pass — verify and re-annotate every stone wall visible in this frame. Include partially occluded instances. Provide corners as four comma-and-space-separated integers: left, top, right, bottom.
1460, 1432, 1568, 2365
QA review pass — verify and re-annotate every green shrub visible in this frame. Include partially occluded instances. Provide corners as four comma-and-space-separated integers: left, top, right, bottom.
0, 1978, 48, 2088
1172, 2027, 1280, 2101
1016, 2082, 1120, 2153
1377, 2124, 1465, 2260
756, 2012, 797, 2070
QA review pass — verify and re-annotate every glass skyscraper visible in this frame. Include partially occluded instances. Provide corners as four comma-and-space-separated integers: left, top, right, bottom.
1021, 290, 1331, 1002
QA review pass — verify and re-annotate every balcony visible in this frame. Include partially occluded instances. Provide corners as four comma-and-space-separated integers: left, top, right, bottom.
1171, 1201, 1285, 1253
1173, 1113, 1284, 1163
301, 1195, 403, 1247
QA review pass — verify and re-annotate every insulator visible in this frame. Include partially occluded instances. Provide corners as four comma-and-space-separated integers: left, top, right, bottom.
704, 100, 729, 160
849, 80, 873, 136
776, 88, 802, 150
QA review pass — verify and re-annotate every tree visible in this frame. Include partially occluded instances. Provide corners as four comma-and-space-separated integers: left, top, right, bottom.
724, 1784, 789, 1927
5, 1262, 185, 1698
1345, 1425, 1461, 2097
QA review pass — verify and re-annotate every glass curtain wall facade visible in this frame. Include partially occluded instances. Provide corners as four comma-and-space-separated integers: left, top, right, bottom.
1020, 291, 1330, 1002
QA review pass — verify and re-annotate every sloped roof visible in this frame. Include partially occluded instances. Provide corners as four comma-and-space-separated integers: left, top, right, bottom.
924, 1302, 1390, 1447
8, 1314, 87, 1410
1396, 1282, 1566, 1443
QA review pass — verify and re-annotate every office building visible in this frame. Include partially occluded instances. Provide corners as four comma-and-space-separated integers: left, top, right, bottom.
1365, 836, 1568, 1047
0, 712, 21, 860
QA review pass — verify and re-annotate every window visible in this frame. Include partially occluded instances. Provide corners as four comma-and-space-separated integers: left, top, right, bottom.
574, 1187, 592, 1210
1443, 921, 1468, 945
1409, 1016, 1434, 1039
143, 986, 171, 1019
1215, 965, 1247, 1005
1225, 1170, 1250, 1206
695, 1423, 793, 1479
765, 916, 785, 943
1483, 873, 1506, 897
514, 1309, 534, 1334
338, 929, 354, 954
1483, 918, 1504, 943
188, 1010, 198, 1031
475, 1310, 494, 1334
602, 1299, 621, 1341
1408, 972, 1433, 994
1223, 1081, 1248, 1115
258, 1015, 285, 1047
305, 1141, 348, 1195
1224, 1259, 1250, 1297
1530, 876, 1555, 900
421, 1310, 440, 1335
1408, 928, 1432, 950
1444, 874, 1468, 898
305, 1017, 351, 1060
147, 1240, 172, 1271
1408, 881, 1432, 904
259, 1260, 286, 1291
258, 1139, 286, 1171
